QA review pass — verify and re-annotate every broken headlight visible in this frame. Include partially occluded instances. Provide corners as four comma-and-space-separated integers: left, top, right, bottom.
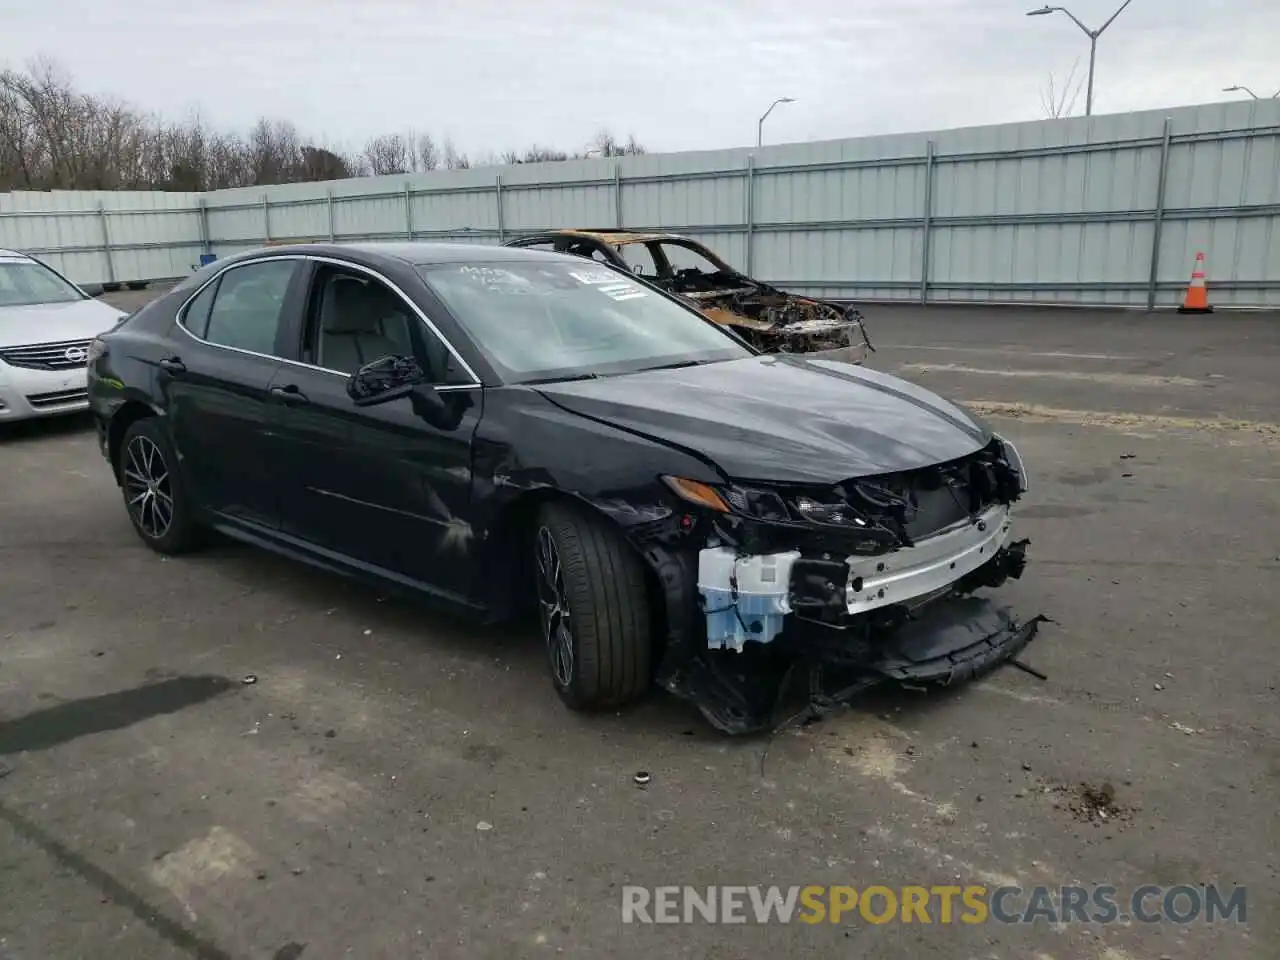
994, 434, 1029, 494
790, 495, 868, 528
661, 476, 791, 521
663, 477, 890, 552
721, 486, 790, 522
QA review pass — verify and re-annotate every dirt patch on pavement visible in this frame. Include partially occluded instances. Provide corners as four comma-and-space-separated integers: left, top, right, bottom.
966, 401, 1280, 444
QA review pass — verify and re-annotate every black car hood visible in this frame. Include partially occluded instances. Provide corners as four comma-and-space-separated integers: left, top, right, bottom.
535, 354, 992, 484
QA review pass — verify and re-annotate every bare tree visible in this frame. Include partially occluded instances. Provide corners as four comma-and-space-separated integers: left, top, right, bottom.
442, 138, 470, 170
0, 59, 650, 190
246, 118, 304, 184
1040, 59, 1084, 119
586, 129, 647, 158
417, 133, 439, 171
363, 132, 411, 175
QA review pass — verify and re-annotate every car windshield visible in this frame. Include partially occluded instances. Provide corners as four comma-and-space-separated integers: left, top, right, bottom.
418, 259, 751, 383
0, 259, 85, 308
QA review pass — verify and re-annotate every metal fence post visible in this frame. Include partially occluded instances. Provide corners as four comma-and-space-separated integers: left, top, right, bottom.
261, 194, 270, 242
1146, 117, 1174, 311
326, 189, 335, 241
404, 182, 414, 240
745, 154, 756, 276
920, 140, 935, 305
495, 174, 506, 243
614, 163, 623, 228
197, 197, 210, 256
97, 202, 116, 284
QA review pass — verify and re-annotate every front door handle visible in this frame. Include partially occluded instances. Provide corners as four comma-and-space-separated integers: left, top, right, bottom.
269, 384, 310, 405
158, 356, 186, 374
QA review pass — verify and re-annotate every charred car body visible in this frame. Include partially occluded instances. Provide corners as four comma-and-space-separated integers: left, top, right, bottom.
503, 229, 873, 361
87, 242, 1037, 734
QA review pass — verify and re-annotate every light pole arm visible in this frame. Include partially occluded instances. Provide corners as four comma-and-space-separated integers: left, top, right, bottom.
759, 100, 784, 126
1045, 6, 1094, 36
757, 99, 786, 147
1096, 0, 1134, 36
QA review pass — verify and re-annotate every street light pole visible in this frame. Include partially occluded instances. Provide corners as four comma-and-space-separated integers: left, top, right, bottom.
757, 97, 796, 147
1223, 84, 1280, 99
1026, 0, 1134, 116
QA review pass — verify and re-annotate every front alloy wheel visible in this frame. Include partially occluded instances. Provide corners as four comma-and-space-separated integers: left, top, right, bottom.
536, 525, 574, 689
533, 503, 653, 711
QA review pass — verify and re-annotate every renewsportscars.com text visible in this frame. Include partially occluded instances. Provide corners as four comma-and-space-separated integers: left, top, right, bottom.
621, 884, 1247, 926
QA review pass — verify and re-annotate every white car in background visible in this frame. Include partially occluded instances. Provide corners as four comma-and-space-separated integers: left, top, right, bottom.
0, 249, 128, 423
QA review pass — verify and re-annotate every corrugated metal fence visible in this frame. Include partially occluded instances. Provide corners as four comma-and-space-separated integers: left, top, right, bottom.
3, 100, 1279, 308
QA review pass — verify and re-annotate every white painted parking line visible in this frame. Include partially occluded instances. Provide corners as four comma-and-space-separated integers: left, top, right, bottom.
901, 363, 1205, 388
879, 344, 1150, 361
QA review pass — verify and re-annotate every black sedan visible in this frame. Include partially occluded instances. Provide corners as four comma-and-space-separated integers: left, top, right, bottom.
88, 243, 1040, 733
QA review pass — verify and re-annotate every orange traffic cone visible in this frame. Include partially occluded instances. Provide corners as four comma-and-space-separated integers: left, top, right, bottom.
1177, 251, 1214, 314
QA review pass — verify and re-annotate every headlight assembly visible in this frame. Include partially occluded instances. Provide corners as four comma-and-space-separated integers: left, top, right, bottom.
995, 435, 1029, 494
662, 476, 894, 553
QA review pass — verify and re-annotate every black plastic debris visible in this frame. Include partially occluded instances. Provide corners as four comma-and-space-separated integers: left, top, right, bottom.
242, 675, 258, 685
633, 771, 652, 786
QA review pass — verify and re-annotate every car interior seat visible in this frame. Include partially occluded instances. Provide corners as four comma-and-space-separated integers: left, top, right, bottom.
317, 275, 409, 373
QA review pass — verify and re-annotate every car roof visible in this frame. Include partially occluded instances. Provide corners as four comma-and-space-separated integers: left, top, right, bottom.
0, 248, 32, 261
525, 229, 695, 247
237, 241, 570, 268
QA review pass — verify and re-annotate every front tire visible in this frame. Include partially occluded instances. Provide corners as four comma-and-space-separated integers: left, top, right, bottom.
118, 418, 202, 554
534, 503, 652, 711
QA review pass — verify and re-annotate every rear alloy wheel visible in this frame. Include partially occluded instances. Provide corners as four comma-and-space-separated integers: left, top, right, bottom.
118, 418, 201, 554
534, 503, 652, 711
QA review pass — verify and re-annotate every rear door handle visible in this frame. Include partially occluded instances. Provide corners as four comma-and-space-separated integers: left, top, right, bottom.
158, 356, 186, 374
270, 384, 310, 405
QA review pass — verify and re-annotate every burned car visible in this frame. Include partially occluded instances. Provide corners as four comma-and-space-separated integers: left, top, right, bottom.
504, 229, 872, 361
88, 242, 1037, 735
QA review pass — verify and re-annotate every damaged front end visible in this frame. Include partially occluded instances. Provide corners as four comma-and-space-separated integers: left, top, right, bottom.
632, 435, 1042, 735
664, 275, 874, 362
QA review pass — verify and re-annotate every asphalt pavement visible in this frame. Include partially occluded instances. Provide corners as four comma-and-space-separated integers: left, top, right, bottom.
1, 297, 1277, 960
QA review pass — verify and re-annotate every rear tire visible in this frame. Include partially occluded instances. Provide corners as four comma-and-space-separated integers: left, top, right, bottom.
534, 502, 652, 711
117, 418, 202, 555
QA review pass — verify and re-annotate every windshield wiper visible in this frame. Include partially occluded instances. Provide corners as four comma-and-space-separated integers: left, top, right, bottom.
636, 359, 711, 372
521, 372, 600, 385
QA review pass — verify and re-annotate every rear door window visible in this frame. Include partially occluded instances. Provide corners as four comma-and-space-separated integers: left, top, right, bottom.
182, 280, 219, 338
201, 260, 299, 356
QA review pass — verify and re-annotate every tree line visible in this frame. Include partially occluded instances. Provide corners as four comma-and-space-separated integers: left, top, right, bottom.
0, 59, 646, 192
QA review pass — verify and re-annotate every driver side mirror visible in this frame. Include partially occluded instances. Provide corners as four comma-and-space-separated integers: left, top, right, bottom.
347, 355, 428, 407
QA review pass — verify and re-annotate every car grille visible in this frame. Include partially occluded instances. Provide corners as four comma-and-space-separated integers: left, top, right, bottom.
0, 339, 93, 371
26, 388, 89, 409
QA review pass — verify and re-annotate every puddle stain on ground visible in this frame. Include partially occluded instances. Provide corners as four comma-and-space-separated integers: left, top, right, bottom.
0, 676, 235, 755
282, 768, 371, 824
148, 826, 259, 924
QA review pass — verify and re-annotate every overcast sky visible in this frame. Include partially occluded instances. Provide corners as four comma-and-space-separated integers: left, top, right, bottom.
6, 0, 1279, 156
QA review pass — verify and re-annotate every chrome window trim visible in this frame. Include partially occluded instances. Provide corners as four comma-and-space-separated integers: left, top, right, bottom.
174, 253, 483, 390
